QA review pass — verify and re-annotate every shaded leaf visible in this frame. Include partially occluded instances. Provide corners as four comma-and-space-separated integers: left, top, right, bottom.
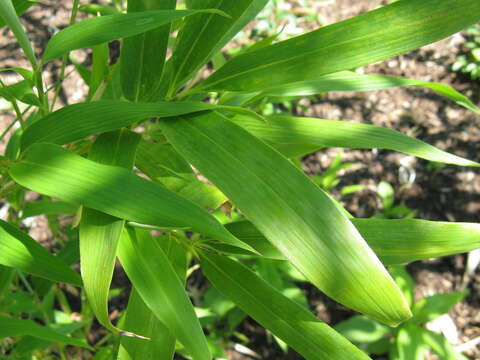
201, 251, 371, 360
161, 111, 410, 326
230, 114, 480, 165
199, 0, 480, 92
0, 220, 81, 286
10, 143, 252, 252
43, 9, 223, 61
118, 228, 210, 360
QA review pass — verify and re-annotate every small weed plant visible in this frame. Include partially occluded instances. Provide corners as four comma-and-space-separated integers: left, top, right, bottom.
0, 0, 479, 359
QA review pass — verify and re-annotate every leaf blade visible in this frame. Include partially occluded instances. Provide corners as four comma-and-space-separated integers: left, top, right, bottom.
199, 0, 480, 92
0, 220, 82, 286
200, 251, 371, 360
231, 114, 479, 166
118, 228, 210, 360
160, 111, 411, 326
9, 143, 251, 252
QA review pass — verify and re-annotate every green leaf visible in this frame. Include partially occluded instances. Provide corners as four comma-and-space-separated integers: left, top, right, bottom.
230, 114, 480, 165
0, 80, 39, 106
199, 0, 480, 92
10, 143, 251, 252
0, 0, 36, 28
354, 219, 480, 265
121, 0, 176, 102
222, 219, 480, 266
396, 323, 425, 360
388, 266, 415, 307
0, 315, 91, 349
0, 0, 36, 68
412, 290, 468, 324
200, 251, 371, 360
80, 130, 140, 332
117, 288, 176, 360
168, 0, 268, 95
118, 228, 210, 360
335, 315, 392, 344
43, 9, 223, 62
135, 139, 194, 180
160, 111, 410, 326
22, 199, 77, 218
0, 220, 82, 286
420, 328, 468, 360
248, 71, 480, 114
21, 101, 220, 150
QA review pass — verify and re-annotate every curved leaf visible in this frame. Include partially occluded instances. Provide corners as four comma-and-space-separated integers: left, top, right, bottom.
168, 0, 268, 95
120, 0, 176, 102
117, 288, 176, 360
43, 9, 222, 61
21, 101, 218, 150
160, 111, 411, 326
0, 315, 91, 349
9, 143, 253, 253
118, 228, 210, 360
0, 220, 82, 286
230, 114, 480, 166
199, 0, 480, 92
223, 219, 480, 265
80, 130, 140, 332
201, 251, 371, 360
250, 71, 480, 114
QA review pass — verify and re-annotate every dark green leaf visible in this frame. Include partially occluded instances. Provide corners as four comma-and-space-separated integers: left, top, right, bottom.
0, 220, 81, 286
201, 251, 371, 360
161, 111, 410, 326
10, 143, 251, 252
199, 0, 480, 92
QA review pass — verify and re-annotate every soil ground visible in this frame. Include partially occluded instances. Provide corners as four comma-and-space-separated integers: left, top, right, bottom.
0, 0, 479, 359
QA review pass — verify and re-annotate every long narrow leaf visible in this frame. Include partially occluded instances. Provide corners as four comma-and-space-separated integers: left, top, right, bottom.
200, 251, 371, 360
230, 114, 480, 165
0, 220, 81, 286
117, 289, 176, 360
121, 0, 176, 102
21, 101, 220, 149
160, 111, 410, 326
168, 0, 268, 95
222, 219, 480, 265
9, 143, 252, 252
199, 0, 480, 92
118, 228, 210, 360
42, 9, 223, 62
0, 0, 36, 67
251, 71, 480, 114
0, 0, 36, 29
80, 130, 140, 332
0, 315, 91, 349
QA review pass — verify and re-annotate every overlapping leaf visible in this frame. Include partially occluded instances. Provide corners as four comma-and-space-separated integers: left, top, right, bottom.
80, 130, 140, 332
249, 71, 480, 114
0, 220, 81, 286
160, 111, 410, 326
43, 9, 224, 61
121, 0, 176, 102
230, 114, 480, 165
201, 251, 371, 360
21, 101, 217, 149
0, 315, 91, 349
118, 228, 210, 360
117, 289, 176, 360
199, 0, 480, 92
222, 219, 480, 265
10, 143, 252, 252
168, 0, 268, 95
